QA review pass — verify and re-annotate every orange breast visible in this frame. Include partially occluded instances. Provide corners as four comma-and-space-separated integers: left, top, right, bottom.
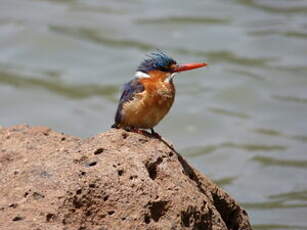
120, 78, 175, 129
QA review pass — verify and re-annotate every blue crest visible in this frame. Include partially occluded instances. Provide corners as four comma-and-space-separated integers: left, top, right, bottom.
137, 50, 177, 73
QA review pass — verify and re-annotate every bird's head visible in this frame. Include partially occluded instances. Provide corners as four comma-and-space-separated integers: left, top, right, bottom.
135, 51, 207, 81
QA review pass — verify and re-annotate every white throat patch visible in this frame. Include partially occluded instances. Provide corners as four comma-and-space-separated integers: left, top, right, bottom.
164, 73, 176, 83
135, 71, 150, 78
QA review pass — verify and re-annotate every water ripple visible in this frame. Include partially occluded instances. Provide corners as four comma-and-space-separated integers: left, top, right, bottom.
175, 49, 275, 67
136, 16, 231, 25
249, 30, 307, 40
236, 0, 307, 14
272, 95, 307, 104
0, 71, 117, 100
214, 176, 237, 186
253, 224, 307, 230
184, 142, 286, 157
241, 200, 307, 210
253, 128, 307, 143
252, 156, 307, 169
208, 107, 250, 119
269, 190, 307, 202
49, 25, 154, 51
69, 4, 126, 14
49, 25, 277, 68
227, 69, 267, 81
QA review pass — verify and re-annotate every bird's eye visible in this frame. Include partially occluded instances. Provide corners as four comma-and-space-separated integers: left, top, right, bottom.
159, 65, 171, 72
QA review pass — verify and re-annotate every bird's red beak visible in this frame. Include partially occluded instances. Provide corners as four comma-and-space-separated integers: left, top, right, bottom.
173, 62, 208, 72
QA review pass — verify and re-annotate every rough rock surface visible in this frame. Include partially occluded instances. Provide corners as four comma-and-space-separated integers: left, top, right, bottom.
0, 125, 252, 230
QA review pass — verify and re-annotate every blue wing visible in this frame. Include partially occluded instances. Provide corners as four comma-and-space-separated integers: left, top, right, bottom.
114, 78, 145, 125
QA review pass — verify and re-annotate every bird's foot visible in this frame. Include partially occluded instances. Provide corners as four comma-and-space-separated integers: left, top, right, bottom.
124, 127, 145, 135
118, 127, 161, 139
150, 128, 161, 139
134, 129, 146, 135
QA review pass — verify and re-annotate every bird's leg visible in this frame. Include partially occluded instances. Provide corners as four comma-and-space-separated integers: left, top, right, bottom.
111, 123, 119, 129
150, 128, 161, 139
124, 126, 133, 132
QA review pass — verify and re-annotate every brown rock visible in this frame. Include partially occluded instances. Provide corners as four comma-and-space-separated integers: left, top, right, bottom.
0, 125, 252, 230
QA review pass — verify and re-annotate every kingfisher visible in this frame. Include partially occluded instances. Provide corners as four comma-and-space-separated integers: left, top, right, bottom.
112, 51, 207, 136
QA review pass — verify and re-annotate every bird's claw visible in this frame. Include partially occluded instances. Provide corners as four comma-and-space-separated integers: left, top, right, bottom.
124, 127, 145, 135
150, 128, 161, 139
121, 127, 161, 139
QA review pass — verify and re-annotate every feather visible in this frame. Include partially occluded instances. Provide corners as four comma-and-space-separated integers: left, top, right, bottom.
114, 78, 145, 125
137, 50, 176, 73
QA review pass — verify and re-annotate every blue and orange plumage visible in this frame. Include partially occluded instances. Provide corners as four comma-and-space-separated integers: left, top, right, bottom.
112, 51, 207, 135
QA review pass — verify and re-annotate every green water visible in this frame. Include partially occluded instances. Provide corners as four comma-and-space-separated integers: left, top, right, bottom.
1, 0, 307, 228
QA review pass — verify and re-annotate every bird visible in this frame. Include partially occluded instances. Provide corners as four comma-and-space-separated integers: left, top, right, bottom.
112, 51, 207, 137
